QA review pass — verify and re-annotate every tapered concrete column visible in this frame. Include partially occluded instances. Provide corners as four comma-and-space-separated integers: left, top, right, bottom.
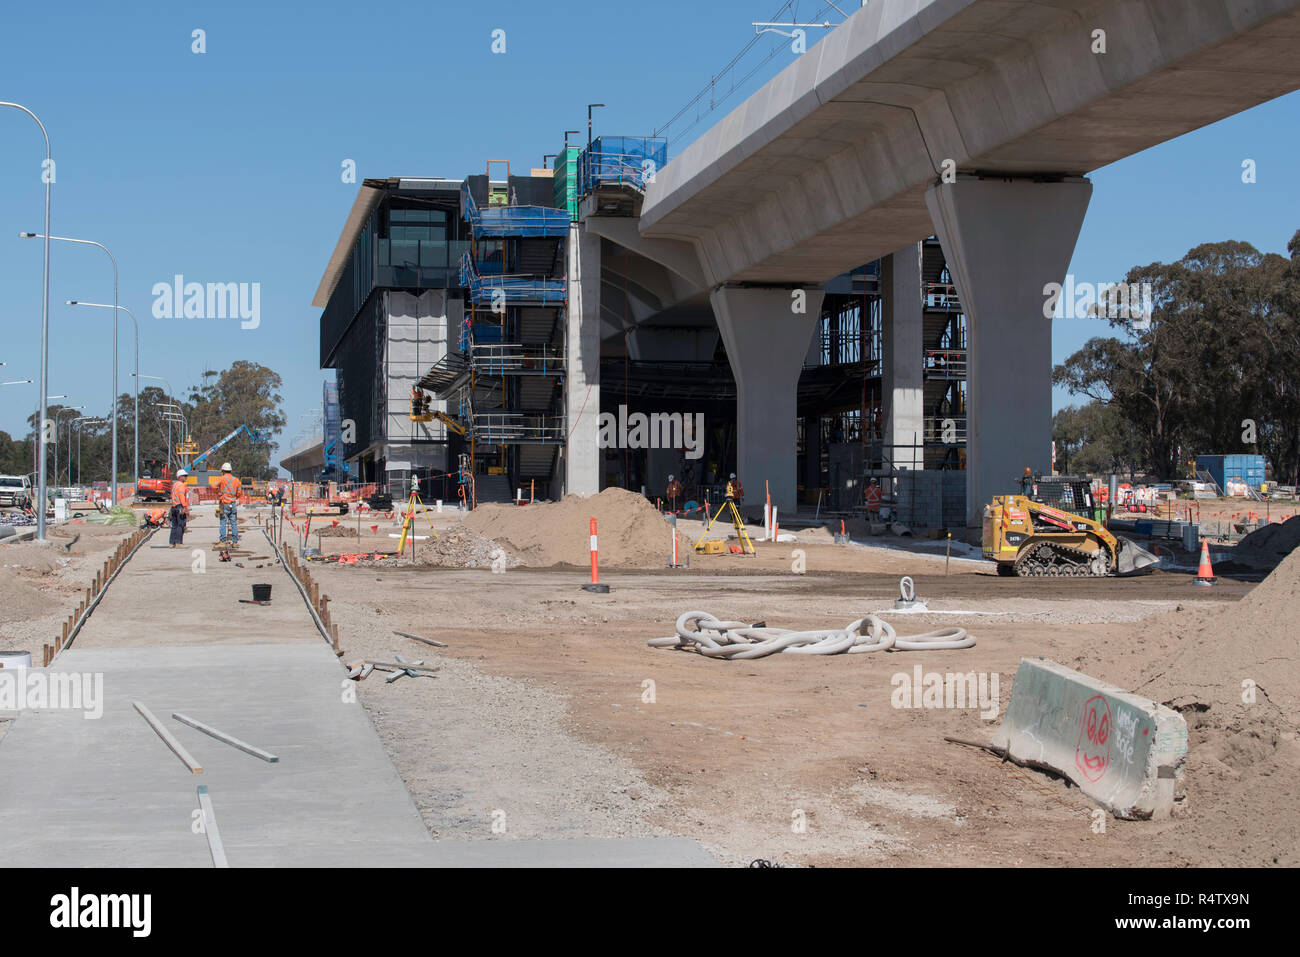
926, 175, 1092, 527
882, 243, 924, 473
565, 223, 601, 496
710, 285, 825, 512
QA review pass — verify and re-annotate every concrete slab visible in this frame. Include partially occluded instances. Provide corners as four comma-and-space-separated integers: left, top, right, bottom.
0, 643, 438, 866
71, 515, 319, 648
990, 657, 1188, 820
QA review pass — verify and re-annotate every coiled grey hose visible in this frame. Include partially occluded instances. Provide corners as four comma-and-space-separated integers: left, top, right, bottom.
648, 610, 975, 659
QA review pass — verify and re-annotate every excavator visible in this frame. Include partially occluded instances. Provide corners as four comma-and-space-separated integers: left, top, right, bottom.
983, 471, 1159, 577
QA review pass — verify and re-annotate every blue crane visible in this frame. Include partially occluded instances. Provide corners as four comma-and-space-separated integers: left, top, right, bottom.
189, 425, 271, 471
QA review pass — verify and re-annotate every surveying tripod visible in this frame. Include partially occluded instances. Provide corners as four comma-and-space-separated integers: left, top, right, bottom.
694, 489, 757, 555
397, 475, 439, 556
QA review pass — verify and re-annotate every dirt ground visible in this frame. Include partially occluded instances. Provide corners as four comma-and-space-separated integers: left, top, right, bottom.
0, 517, 134, 746
6, 498, 1287, 866
307, 503, 1272, 867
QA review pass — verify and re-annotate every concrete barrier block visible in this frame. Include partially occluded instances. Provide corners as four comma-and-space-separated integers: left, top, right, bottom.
990, 657, 1187, 820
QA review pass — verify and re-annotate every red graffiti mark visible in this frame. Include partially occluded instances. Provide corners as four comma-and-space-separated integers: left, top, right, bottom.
1075, 695, 1112, 782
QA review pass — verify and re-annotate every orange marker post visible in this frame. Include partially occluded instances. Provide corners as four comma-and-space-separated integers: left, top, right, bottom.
581, 517, 610, 593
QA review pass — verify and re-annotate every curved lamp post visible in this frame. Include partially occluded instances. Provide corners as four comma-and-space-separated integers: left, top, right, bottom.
67, 300, 137, 490
1, 101, 53, 540
22, 235, 119, 502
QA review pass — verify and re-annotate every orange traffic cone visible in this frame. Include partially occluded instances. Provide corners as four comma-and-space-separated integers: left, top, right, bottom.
1194, 540, 1216, 585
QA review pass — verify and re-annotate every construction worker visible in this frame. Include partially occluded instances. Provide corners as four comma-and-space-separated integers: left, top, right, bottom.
865, 478, 882, 515
725, 472, 744, 503
169, 469, 190, 547
216, 462, 243, 545
665, 474, 683, 512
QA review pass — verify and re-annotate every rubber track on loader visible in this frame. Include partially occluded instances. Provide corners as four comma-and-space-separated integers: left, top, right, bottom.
1014, 540, 1109, 577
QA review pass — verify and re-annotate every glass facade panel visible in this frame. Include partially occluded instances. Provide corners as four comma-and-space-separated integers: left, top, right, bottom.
390, 239, 419, 268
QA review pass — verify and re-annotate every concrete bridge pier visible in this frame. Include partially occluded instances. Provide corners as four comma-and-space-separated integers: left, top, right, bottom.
710, 284, 825, 513
925, 175, 1092, 528
883, 244, 924, 473
565, 222, 602, 496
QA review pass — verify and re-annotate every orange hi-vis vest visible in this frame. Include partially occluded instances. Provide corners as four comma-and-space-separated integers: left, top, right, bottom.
216, 474, 242, 505
865, 484, 882, 510
171, 480, 189, 508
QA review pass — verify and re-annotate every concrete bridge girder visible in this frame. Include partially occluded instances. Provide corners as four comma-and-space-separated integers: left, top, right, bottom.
641, 0, 1300, 286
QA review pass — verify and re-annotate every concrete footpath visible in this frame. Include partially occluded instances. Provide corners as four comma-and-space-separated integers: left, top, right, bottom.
0, 508, 714, 867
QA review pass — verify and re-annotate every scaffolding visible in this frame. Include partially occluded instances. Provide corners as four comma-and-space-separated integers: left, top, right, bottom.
420, 171, 570, 502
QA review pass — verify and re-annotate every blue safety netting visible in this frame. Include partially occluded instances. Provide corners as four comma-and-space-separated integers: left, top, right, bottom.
578, 136, 668, 195
458, 251, 567, 306
461, 183, 570, 239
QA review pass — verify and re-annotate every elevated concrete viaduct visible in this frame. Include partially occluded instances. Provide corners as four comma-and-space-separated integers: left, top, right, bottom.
569, 0, 1300, 519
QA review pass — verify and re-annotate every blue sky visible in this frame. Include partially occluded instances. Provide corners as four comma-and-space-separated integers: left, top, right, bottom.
2, 0, 1298, 470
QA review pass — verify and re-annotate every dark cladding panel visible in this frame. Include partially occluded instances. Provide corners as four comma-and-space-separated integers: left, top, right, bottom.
509, 175, 557, 208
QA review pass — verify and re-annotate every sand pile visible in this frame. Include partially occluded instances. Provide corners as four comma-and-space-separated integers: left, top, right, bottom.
314, 525, 359, 539
1074, 548, 1300, 864
464, 488, 689, 567
1233, 514, 1300, 568
1135, 545, 1300, 719
416, 525, 519, 569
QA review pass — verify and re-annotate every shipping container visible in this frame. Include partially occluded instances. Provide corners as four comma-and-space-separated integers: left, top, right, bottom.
1194, 454, 1266, 492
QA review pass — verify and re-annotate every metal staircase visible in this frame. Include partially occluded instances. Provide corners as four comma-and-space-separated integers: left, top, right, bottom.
421, 172, 571, 502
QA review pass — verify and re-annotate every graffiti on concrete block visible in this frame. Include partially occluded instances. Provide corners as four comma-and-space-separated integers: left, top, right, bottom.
1075, 694, 1111, 782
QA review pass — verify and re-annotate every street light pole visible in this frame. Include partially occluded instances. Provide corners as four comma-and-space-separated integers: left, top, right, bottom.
135, 373, 176, 470
33, 394, 67, 488
73, 417, 105, 486
68, 301, 138, 490
1, 102, 53, 541
587, 103, 604, 152
26, 235, 119, 503
54, 406, 84, 488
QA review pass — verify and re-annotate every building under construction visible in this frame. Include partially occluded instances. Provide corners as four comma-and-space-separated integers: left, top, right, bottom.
314, 139, 968, 525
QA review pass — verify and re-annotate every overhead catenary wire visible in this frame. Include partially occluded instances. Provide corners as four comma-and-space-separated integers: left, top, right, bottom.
649, 610, 974, 659
653, 2, 842, 148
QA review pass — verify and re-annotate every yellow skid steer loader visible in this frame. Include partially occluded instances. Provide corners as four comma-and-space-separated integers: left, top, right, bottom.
983, 473, 1159, 578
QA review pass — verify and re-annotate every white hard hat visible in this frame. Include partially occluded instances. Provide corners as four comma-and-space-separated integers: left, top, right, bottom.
176, 469, 188, 477
667, 474, 675, 481
220, 462, 233, 472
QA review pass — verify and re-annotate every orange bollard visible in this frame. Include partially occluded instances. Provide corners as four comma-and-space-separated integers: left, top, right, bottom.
581, 517, 609, 593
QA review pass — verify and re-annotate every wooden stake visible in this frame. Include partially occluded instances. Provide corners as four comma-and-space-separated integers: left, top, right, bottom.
172, 712, 279, 763
196, 785, 229, 867
331, 623, 340, 654
133, 701, 203, 774
393, 630, 449, 648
